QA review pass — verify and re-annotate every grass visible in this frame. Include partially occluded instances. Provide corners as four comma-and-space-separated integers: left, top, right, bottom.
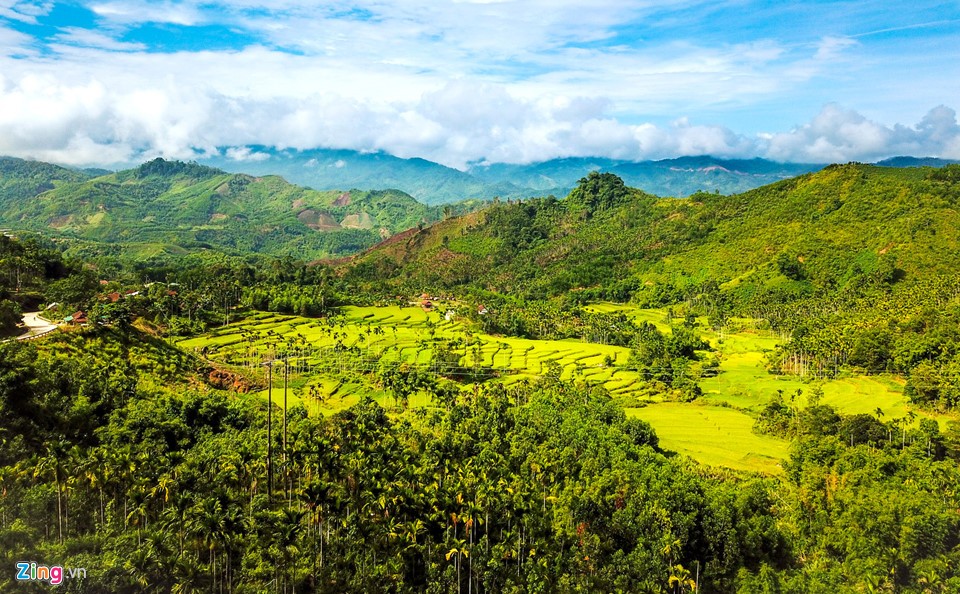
700, 351, 807, 410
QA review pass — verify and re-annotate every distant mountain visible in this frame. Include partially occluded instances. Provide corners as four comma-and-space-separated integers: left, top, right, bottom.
199, 147, 829, 203
468, 156, 825, 198
874, 156, 960, 168
0, 157, 480, 259
467, 157, 621, 194
200, 147, 523, 206
607, 156, 823, 197
199, 147, 960, 204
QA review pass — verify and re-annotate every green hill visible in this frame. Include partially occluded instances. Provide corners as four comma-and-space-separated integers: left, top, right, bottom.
350, 164, 960, 296
346, 165, 960, 408
0, 157, 93, 211
0, 158, 481, 259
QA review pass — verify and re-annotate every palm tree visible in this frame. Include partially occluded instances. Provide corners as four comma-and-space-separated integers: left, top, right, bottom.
917, 567, 945, 593
668, 564, 696, 594
905, 411, 917, 448
33, 442, 66, 543
445, 539, 468, 594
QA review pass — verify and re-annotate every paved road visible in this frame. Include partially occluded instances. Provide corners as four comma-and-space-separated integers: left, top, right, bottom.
15, 311, 59, 341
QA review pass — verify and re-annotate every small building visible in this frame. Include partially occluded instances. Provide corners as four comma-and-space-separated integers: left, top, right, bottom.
106, 292, 122, 303
477, 305, 489, 315
65, 311, 87, 325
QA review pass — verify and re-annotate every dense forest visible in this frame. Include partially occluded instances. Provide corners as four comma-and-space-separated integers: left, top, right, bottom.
3, 327, 960, 592
3, 162, 960, 592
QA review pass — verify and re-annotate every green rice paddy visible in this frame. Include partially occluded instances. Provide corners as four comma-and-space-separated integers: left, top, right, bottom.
179, 302, 955, 474
626, 404, 790, 474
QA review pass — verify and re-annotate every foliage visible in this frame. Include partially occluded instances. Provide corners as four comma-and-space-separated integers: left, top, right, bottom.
0, 158, 486, 260
0, 298, 20, 335
3, 325, 960, 592
566, 170, 630, 216
348, 165, 960, 411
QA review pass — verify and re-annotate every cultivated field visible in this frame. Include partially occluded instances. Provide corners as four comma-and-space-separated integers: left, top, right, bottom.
179, 302, 951, 473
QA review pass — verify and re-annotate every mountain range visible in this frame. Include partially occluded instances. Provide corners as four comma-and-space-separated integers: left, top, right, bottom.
198, 148, 960, 205
2, 151, 959, 263
0, 157, 480, 260
199, 147, 832, 204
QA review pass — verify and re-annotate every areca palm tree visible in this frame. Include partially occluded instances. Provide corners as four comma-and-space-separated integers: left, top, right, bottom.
32, 442, 67, 542
668, 564, 696, 594
445, 538, 469, 594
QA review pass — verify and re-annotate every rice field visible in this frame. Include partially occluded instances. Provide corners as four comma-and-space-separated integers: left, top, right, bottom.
626, 404, 790, 474
178, 303, 648, 412
179, 302, 954, 473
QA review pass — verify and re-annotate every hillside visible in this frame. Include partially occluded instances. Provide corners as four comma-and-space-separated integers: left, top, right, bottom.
4, 163, 960, 593
345, 165, 960, 405
0, 157, 93, 211
0, 158, 481, 259
349, 164, 960, 295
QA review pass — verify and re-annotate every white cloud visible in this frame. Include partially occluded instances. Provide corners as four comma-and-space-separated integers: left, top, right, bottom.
0, 66, 957, 168
763, 104, 960, 162
0, 1, 956, 167
0, 24, 35, 54
225, 146, 270, 161
814, 36, 858, 61
0, 0, 52, 24
89, 1, 203, 26
53, 27, 147, 52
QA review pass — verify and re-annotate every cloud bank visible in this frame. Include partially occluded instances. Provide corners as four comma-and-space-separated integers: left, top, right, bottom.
0, 71, 957, 168
0, 1, 958, 167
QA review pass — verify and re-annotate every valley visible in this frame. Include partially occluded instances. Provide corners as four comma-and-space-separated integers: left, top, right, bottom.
177, 302, 954, 475
3, 159, 960, 592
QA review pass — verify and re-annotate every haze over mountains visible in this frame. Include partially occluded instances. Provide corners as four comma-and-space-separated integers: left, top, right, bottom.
198, 148, 957, 204
200, 148, 824, 204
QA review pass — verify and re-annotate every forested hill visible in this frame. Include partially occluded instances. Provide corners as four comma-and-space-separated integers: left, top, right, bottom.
0, 157, 481, 259
0, 157, 93, 209
346, 165, 960, 407
348, 164, 960, 300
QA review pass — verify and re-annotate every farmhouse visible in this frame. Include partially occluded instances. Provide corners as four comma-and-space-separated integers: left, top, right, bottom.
64, 311, 87, 325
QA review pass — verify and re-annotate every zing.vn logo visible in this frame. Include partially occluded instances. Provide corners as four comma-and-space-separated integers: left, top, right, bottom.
16, 562, 86, 586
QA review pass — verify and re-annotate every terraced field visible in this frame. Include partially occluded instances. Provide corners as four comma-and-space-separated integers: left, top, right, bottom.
179, 302, 955, 474
179, 304, 646, 401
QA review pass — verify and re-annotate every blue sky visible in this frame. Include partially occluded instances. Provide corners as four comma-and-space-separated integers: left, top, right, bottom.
0, 0, 958, 167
